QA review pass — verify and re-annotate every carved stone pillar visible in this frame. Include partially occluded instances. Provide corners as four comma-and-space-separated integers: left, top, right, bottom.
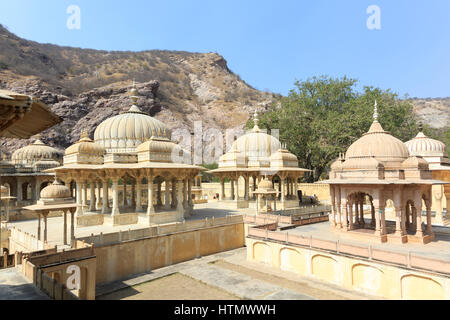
188, 178, 193, 207
244, 176, 249, 201
164, 179, 171, 210
63, 210, 68, 245
374, 200, 381, 235
348, 201, 354, 230
182, 178, 187, 209
136, 182, 143, 212
156, 179, 162, 207
176, 180, 184, 214
354, 200, 360, 225
330, 185, 336, 227
89, 181, 96, 212
70, 210, 75, 242
426, 200, 433, 234
122, 181, 127, 208
294, 178, 298, 200
220, 178, 225, 201
336, 187, 342, 228
82, 181, 87, 208
34, 178, 41, 201
342, 200, 348, 231
281, 178, 286, 204
359, 199, 364, 225
147, 177, 155, 215
102, 180, 109, 214
414, 195, 423, 237
131, 182, 136, 208
380, 205, 387, 236
37, 213, 41, 241
395, 206, 403, 236
96, 182, 101, 210
16, 178, 23, 202
171, 179, 177, 208
75, 180, 83, 216
112, 179, 120, 216
43, 212, 48, 243
230, 179, 235, 201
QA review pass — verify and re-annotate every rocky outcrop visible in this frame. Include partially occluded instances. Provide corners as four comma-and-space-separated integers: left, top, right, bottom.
0, 25, 274, 156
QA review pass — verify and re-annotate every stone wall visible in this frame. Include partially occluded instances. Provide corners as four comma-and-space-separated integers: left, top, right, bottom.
92, 218, 245, 284
22, 243, 97, 300
246, 236, 450, 299
9, 227, 54, 253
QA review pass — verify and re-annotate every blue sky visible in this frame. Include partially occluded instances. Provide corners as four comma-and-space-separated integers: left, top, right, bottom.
1, 0, 450, 98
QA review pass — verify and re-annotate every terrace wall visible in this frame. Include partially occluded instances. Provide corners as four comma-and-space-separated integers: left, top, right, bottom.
247, 229, 450, 299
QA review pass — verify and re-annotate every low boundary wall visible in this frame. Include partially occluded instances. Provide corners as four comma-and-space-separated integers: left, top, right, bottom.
247, 222, 450, 299
88, 216, 245, 284
9, 227, 55, 253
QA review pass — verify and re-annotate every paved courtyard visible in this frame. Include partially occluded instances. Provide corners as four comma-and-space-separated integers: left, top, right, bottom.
96, 247, 380, 300
0, 268, 49, 300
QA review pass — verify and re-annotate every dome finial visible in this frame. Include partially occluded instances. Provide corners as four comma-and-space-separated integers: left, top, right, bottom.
418, 122, 423, 133
80, 129, 89, 139
252, 109, 261, 132
130, 82, 139, 103
253, 110, 259, 125
127, 80, 144, 113
373, 100, 379, 122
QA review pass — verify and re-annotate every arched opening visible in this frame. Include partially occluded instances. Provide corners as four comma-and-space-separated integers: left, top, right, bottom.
345, 192, 374, 231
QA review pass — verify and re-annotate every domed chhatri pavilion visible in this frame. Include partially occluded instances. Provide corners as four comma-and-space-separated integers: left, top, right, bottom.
23, 179, 78, 245
48, 83, 204, 226
405, 124, 450, 225
0, 135, 63, 205
209, 111, 310, 209
325, 103, 448, 244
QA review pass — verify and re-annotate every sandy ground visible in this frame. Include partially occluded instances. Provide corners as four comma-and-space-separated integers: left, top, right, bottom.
97, 273, 240, 300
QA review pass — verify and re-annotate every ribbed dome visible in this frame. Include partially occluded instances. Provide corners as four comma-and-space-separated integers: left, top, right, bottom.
40, 180, 71, 199
66, 131, 104, 156
345, 121, 409, 165
94, 84, 171, 153
11, 136, 63, 165
270, 144, 298, 168
405, 127, 447, 157
230, 111, 281, 167
258, 178, 274, 190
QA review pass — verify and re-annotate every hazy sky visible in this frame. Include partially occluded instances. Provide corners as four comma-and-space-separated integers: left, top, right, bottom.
1, 0, 450, 98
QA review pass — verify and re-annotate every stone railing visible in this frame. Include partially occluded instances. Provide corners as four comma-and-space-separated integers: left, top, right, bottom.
9, 227, 55, 253
244, 210, 329, 226
247, 227, 450, 275
78, 215, 244, 247
281, 204, 331, 217
26, 245, 94, 268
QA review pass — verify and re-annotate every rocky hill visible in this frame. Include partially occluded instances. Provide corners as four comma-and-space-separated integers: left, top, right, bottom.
0, 24, 275, 154
410, 98, 450, 129
0, 24, 448, 157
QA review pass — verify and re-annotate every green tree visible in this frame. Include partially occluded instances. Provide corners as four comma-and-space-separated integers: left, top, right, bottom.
246, 76, 424, 182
